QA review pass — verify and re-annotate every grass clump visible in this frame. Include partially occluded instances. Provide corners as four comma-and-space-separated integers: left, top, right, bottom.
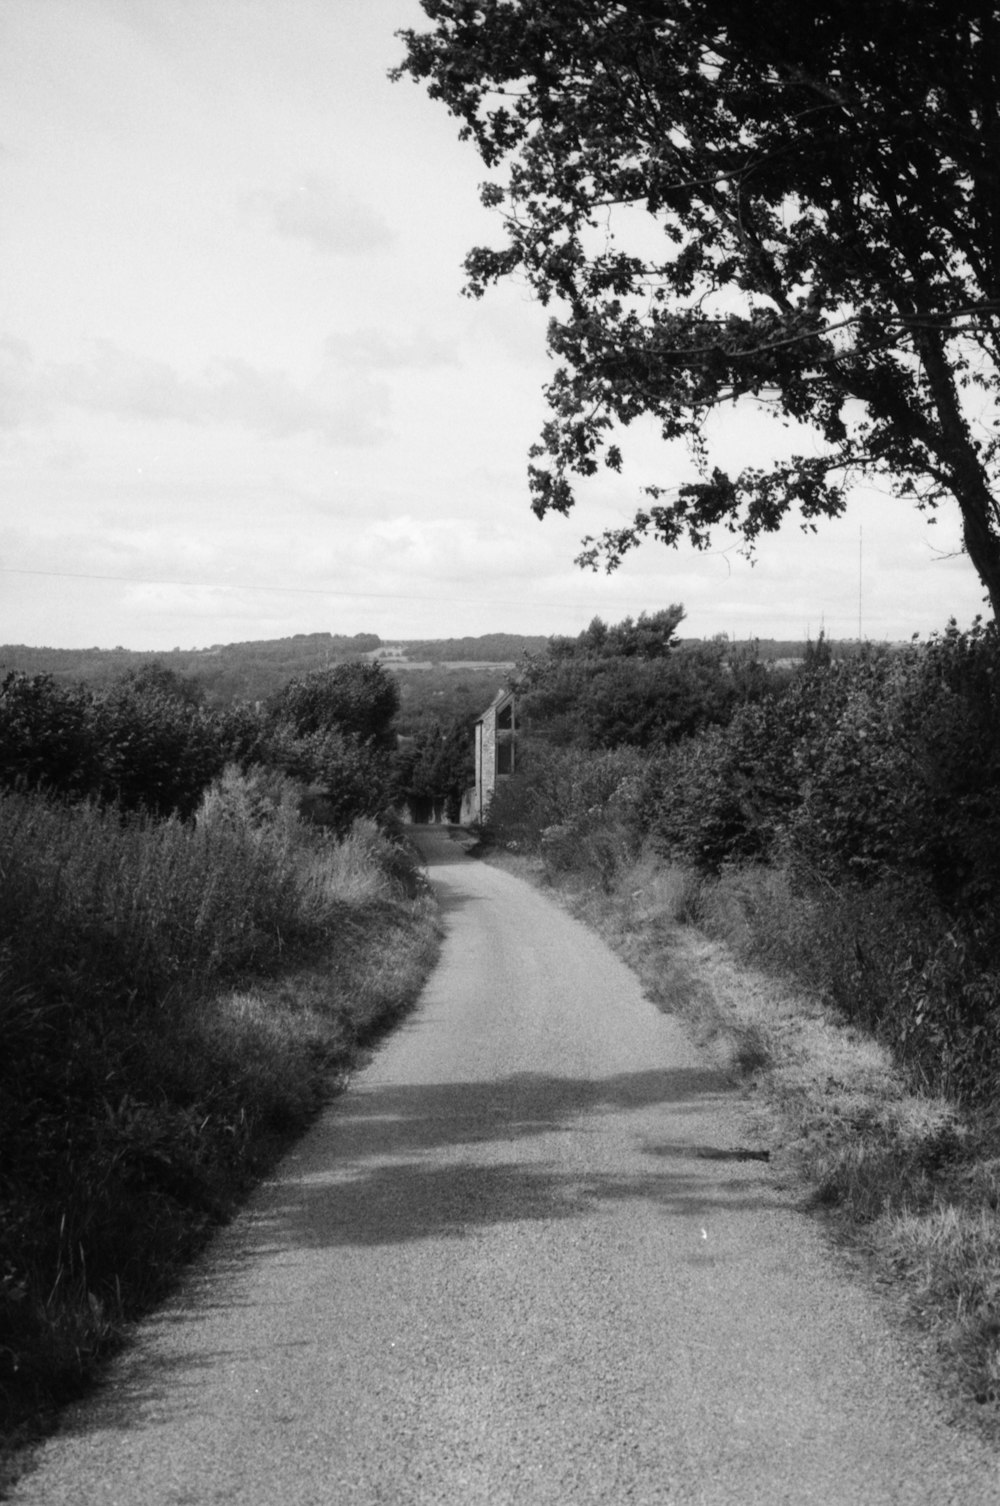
689, 857, 1000, 1105
876, 1204, 1000, 1407
0, 772, 439, 1457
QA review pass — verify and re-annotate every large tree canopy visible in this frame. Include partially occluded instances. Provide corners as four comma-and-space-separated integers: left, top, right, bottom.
394, 1, 1000, 616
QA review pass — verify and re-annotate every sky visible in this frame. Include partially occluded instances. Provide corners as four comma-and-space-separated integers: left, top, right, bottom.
0, 0, 991, 651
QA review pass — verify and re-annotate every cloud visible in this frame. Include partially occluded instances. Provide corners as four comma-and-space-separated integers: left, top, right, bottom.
0, 337, 389, 446
0, 336, 50, 428
324, 328, 459, 372
345, 515, 569, 590
464, 293, 552, 369
244, 177, 395, 256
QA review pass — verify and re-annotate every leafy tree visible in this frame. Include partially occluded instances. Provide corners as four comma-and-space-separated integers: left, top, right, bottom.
395, 2, 1000, 616
0, 672, 98, 798
0, 670, 224, 818
646, 624, 1000, 899
515, 607, 735, 748
397, 632, 549, 662
262, 724, 395, 834
802, 631, 834, 673
547, 607, 685, 661
118, 661, 207, 708
92, 678, 224, 820
265, 661, 399, 748
261, 662, 402, 831
393, 715, 477, 821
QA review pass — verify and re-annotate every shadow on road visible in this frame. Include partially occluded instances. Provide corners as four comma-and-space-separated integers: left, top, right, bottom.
38, 1064, 779, 1448
258, 1068, 778, 1249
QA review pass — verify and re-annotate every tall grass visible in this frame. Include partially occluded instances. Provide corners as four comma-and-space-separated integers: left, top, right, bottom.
687, 858, 1000, 1103
2, 796, 301, 1005
0, 771, 439, 1455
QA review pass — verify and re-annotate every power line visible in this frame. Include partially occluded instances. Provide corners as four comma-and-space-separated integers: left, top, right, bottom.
0, 565, 612, 613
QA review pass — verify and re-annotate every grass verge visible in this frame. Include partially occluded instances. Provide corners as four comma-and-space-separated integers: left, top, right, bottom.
0, 780, 440, 1489
482, 841, 1000, 1442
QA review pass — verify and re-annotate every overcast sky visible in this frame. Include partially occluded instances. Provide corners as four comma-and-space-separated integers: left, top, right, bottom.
0, 0, 990, 650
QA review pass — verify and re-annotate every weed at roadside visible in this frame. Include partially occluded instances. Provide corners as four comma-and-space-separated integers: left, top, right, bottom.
0, 776, 440, 1462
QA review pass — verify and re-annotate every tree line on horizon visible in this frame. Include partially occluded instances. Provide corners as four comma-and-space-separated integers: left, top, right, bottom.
0, 610, 876, 832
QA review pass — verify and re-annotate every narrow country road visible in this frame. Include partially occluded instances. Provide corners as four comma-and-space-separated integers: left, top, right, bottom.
10, 829, 998, 1504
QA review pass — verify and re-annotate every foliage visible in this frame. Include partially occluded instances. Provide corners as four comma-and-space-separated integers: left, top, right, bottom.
693, 858, 1000, 1104
483, 618, 1000, 1101
393, 665, 512, 738
264, 660, 399, 747
0, 672, 98, 799
393, 714, 476, 822
0, 633, 837, 709
0, 671, 224, 820
546, 607, 685, 661
282, 728, 396, 835
90, 673, 225, 821
484, 737, 644, 887
116, 660, 206, 706
907, 618, 1000, 905
391, 632, 548, 663
0, 658, 401, 833
0, 634, 384, 707
0, 776, 438, 1442
645, 622, 1000, 910
396, 2, 1000, 614
514, 609, 757, 750
256, 663, 401, 832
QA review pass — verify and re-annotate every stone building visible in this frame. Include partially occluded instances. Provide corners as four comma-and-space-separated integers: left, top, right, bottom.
462, 688, 515, 824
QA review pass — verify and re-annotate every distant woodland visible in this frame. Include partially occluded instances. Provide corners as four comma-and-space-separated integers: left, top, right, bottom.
0, 633, 382, 707
0, 632, 547, 710
0, 629, 819, 710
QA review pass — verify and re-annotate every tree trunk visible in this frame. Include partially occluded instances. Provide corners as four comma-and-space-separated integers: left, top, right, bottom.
916, 329, 1000, 620
959, 485, 1000, 622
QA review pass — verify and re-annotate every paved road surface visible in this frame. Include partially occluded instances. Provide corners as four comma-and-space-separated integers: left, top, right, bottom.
10, 829, 999, 1504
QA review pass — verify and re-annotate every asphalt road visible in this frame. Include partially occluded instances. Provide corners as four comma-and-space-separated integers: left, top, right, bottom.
10, 828, 999, 1504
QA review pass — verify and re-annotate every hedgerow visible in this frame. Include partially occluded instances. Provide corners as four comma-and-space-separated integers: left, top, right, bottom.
486, 619, 1000, 1100
0, 775, 438, 1444
0, 660, 400, 833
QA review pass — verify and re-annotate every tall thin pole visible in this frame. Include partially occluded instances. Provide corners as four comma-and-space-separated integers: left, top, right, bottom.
858, 525, 863, 641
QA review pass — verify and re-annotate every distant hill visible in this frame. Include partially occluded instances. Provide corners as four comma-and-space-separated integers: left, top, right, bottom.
0, 633, 381, 705
393, 634, 549, 663
0, 631, 546, 707
0, 630, 850, 709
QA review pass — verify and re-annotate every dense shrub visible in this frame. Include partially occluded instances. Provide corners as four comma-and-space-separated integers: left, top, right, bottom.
514, 610, 751, 751
694, 858, 1000, 1101
905, 620, 1000, 907
647, 626, 1000, 911
0, 659, 400, 834
0, 673, 98, 799
265, 660, 399, 747
0, 774, 436, 1433
90, 676, 225, 820
0, 668, 224, 820
246, 724, 392, 835
484, 739, 645, 888
494, 619, 1000, 1101
392, 715, 475, 823
253, 662, 401, 832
